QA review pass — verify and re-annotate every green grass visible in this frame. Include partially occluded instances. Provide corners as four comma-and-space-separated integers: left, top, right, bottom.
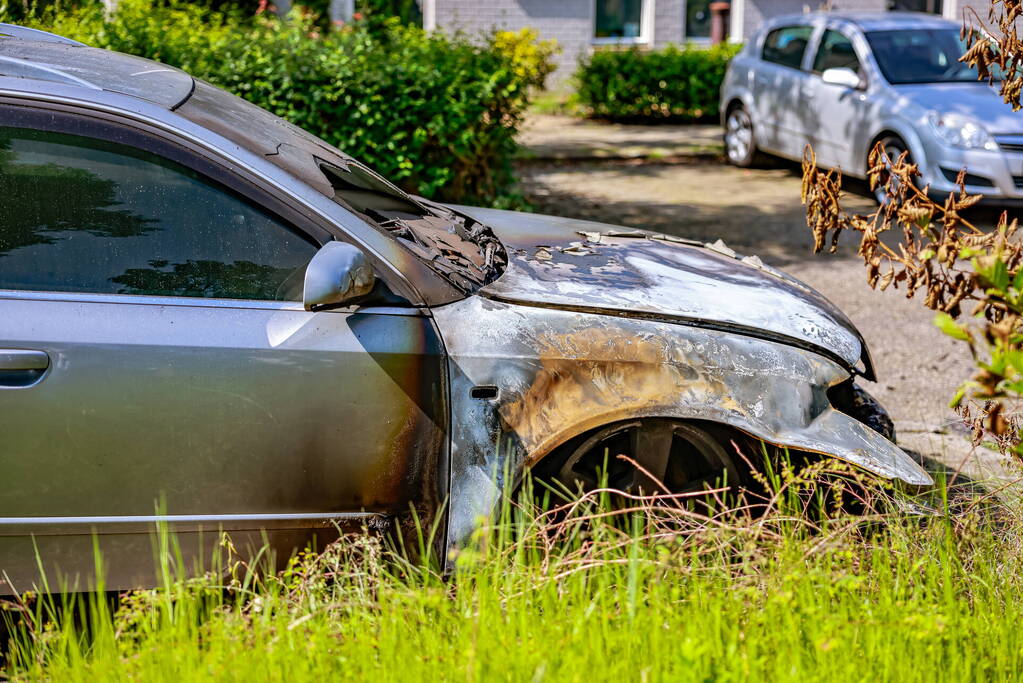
3, 464, 1023, 681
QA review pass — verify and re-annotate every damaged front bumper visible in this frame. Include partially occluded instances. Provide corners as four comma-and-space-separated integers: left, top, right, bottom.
434, 296, 933, 548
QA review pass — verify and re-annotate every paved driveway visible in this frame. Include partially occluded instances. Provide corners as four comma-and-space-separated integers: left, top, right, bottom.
517, 115, 1015, 487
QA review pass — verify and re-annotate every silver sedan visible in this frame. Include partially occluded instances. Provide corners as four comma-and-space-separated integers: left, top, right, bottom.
0, 24, 930, 595
721, 11, 1023, 203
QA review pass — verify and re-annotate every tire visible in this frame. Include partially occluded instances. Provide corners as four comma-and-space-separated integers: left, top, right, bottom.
533, 419, 748, 503
828, 380, 897, 443
872, 135, 912, 206
723, 104, 762, 168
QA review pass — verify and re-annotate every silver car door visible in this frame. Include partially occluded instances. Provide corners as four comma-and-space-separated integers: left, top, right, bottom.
0, 114, 445, 594
805, 27, 875, 171
754, 23, 815, 158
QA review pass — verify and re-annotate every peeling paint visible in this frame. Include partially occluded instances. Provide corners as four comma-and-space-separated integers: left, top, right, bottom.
435, 296, 932, 552
451, 205, 873, 377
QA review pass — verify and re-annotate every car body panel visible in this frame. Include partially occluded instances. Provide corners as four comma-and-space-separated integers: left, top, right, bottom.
0, 40, 194, 109
0, 292, 446, 594
459, 206, 867, 373
802, 25, 880, 172
434, 296, 931, 549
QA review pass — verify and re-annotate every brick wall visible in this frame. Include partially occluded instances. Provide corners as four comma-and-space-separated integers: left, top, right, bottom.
433, 0, 689, 85
740, 0, 888, 39
654, 0, 686, 47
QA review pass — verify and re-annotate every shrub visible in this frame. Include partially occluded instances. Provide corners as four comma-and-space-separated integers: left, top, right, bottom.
12, 0, 554, 205
575, 43, 741, 123
492, 28, 559, 94
356, 0, 423, 28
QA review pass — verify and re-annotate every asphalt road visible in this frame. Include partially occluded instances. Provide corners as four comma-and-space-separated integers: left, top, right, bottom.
517, 116, 1017, 486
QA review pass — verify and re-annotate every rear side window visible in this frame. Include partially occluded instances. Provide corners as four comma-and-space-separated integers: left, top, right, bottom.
762, 25, 813, 69
0, 127, 318, 300
813, 29, 861, 74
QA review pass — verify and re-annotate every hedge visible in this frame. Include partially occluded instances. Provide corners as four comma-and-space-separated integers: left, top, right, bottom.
13, 1, 556, 206
575, 43, 741, 123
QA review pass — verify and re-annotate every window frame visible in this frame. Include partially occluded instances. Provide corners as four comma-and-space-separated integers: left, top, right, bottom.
0, 106, 329, 304
760, 24, 815, 71
592, 0, 655, 46
810, 27, 864, 77
682, 0, 713, 44
0, 102, 426, 308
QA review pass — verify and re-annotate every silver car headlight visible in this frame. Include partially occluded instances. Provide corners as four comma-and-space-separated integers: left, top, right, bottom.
927, 111, 998, 151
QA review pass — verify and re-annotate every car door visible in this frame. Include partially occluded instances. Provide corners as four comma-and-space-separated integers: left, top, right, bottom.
804, 27, 875, 171
752, 23, 816, 158
0, 107, 446, 593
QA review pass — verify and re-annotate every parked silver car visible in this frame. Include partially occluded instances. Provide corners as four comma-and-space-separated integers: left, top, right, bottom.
721, 11, 1023, 203
0, 25, 931, 595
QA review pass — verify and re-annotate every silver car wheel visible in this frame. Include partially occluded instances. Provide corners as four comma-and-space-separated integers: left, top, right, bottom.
725, 108, 754, 165
874, 139, 910, 206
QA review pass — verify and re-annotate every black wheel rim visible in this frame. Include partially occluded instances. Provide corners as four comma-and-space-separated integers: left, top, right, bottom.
554, 420, 740, 497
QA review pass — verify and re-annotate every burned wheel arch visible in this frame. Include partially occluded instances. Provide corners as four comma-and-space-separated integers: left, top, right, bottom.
434, 296, 931, 550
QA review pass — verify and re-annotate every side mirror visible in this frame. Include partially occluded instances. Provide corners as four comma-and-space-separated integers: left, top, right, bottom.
303, 241, 376, 311
821, 67, 864, 90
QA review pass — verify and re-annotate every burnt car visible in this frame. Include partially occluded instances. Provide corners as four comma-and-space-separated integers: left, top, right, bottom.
0, 25, 931, 594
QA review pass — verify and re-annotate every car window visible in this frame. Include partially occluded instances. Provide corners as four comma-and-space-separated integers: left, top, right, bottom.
813, 29, 861, 74
0, 127, 318, 301
865, 28, 999, 84
762, 25, 814, 70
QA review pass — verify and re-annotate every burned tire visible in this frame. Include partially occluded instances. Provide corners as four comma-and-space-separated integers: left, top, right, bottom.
533, 419, 748, 502
828, 380, 897, 443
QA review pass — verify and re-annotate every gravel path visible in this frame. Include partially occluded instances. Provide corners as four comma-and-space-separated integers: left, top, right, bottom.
516, 116, 1018, 487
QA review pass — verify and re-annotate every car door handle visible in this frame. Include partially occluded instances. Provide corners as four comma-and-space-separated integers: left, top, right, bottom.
0, 350, 49, 370
0, 350, 50, 388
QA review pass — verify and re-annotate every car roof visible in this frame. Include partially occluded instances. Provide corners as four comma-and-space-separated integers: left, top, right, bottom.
768, 11, 959, 33
0, 33, 195, 109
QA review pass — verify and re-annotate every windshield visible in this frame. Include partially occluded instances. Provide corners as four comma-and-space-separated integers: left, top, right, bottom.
177, 80, 504, 292
865, 28, 1002, 84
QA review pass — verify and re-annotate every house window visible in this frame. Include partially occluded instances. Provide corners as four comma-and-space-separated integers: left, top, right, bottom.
685, 0, 712, 40
888, 0, 943, 13
594, 0, 648, 43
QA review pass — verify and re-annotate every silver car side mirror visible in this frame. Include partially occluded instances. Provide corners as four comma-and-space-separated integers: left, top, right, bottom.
303, 241, 376, 311
821, 67, 864, 90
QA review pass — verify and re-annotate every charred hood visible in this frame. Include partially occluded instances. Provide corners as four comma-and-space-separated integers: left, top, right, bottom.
451, 206, 872, 378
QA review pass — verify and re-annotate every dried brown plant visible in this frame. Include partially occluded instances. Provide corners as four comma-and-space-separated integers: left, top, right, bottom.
802, 142, 1023, 457
962, 0, 1023, 110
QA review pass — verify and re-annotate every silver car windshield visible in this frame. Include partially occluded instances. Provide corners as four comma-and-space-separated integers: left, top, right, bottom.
865, 28, 1001, 84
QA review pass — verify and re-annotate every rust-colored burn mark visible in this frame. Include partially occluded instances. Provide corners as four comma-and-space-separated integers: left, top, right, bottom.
434, 294, 934, 555
499, 325, 743, 464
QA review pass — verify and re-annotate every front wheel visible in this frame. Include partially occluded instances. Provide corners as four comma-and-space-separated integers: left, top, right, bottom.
535, 419, 747, 502
872, 135, 913, 206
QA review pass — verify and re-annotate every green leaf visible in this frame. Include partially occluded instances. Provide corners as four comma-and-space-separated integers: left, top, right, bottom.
934, 312, 971, 342
978, 257, 1011, 291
